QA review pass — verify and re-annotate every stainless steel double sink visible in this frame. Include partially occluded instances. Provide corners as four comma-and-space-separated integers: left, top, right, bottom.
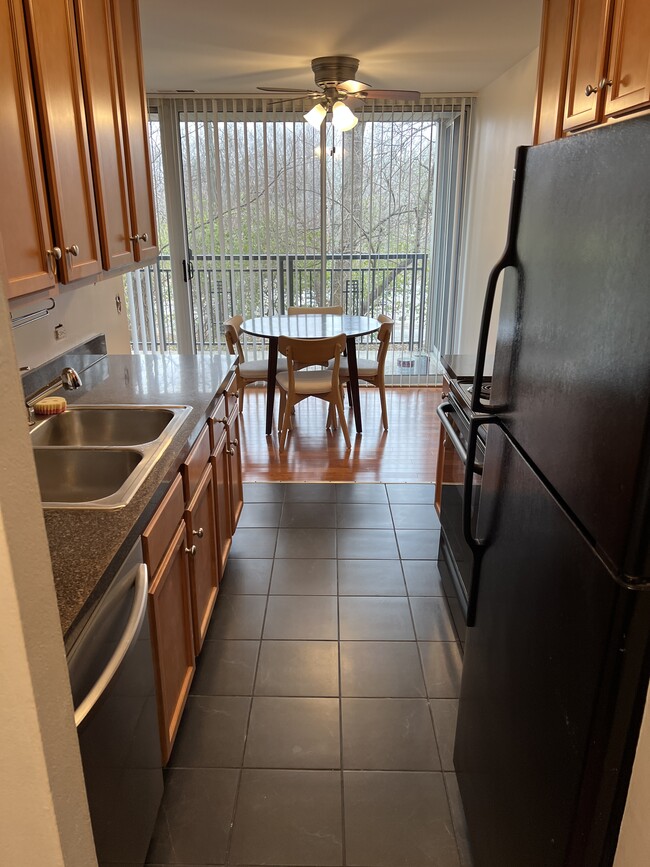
31, 405, 192, 509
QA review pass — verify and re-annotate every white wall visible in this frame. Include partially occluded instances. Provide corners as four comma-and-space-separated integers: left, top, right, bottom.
0, 250, 97, 866
11, 274, 131, 370
456, 49, 539, 353
614, 688, 650, 866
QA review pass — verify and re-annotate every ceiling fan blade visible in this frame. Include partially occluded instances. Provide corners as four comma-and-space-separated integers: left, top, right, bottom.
267, 94, 322, 106
257, 86, 320, 94
361, 89, 421, 101
338, 78, 373, 93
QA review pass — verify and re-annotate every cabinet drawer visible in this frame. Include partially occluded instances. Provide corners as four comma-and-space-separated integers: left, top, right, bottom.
142, 473, 184, 577
182, 424, 210, 503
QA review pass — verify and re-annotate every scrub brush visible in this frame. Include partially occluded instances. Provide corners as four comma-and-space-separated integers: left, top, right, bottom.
33, 396, 67, 415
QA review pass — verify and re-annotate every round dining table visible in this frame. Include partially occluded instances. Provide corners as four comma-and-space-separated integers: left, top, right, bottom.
240, 314, 381, 436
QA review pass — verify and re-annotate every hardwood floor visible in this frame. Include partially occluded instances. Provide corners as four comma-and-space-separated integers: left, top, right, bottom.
239, 386, 443, 483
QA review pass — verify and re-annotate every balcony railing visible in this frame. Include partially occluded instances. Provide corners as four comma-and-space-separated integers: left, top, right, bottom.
125, 252, 435, 381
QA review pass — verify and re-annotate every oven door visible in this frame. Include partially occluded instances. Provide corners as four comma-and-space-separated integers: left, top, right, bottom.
436, 393, 484, 646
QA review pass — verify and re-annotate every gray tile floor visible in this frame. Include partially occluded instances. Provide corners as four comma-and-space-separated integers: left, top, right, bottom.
146, 482, 473, 867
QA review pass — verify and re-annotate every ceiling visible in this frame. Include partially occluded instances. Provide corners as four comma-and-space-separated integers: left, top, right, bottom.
139, 0, 542, 95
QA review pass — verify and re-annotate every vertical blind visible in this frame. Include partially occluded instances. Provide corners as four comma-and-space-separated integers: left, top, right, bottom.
127, 95, 473, 384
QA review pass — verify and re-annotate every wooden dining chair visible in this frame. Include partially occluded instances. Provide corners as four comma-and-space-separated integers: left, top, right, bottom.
224, 314, 287, 412
333, 314, 394, 430
287, 305, 344, 315
276, 334, 350, 450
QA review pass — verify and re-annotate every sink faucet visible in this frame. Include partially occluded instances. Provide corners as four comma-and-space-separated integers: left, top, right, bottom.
26, 367, 82, 425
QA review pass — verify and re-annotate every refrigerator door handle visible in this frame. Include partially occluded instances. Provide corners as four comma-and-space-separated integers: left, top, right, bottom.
471, 146, 529, 415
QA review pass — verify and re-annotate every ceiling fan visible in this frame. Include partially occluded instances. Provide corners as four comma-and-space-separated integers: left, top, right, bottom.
257, 56, 420, 131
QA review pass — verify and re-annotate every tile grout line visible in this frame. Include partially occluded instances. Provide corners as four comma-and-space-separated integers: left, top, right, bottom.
388, 491, 465, 865
335, 493, 348, 867
222, 493, 282, 867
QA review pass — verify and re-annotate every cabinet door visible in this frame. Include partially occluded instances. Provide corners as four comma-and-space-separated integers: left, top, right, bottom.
563, 0, 613, 132
533, 0, 575, 144
148, 520, 195, 764
603, 0, 650, 117
227, 404, 244, 532
112, 0, 158, 263
211, 424, 232, 576
23, 0, 101, 283
1, 0, 55, 299
74, 0, 133, 271
185, 464, 219, 655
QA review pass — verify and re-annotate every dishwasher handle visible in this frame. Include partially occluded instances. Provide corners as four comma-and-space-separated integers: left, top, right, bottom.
74, 564, 148, 728
436, 401, 469, 465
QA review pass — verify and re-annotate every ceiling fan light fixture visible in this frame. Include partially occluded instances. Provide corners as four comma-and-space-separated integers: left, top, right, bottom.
304, 103, 327, 129
331, 100, 358, 131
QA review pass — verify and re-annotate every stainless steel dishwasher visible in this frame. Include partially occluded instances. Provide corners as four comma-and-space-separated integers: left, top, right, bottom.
67, 540, 163, 866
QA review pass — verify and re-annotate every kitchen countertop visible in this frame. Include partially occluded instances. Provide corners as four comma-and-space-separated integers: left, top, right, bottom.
42, 352, 236, 644
441, 353, 494, 381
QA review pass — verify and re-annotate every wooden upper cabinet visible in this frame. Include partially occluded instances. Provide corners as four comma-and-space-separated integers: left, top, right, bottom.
112, 0, 158, 263
0, 0, 55, 299
23, 0, 101, 283
603, 0, 650, 118
534, 0, 575, 144
74, 0, 134, 271
563, 0, 613, 132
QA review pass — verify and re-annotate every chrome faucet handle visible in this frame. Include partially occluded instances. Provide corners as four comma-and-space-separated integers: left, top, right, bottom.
61, 367, 82, 389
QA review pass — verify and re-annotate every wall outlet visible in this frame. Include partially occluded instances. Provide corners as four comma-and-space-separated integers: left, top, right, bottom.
54, 323, 66, 340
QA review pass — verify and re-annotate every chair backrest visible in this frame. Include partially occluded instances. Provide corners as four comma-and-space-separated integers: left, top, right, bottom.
278, 333, 346, 388
287, 305, 344, 316
376, 314, 394, 375
224, 314, 245, 363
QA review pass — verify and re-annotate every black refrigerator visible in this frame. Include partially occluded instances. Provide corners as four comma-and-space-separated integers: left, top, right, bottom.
454, 115, 650, 867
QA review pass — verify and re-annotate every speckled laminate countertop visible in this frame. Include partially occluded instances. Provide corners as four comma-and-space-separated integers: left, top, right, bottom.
42, 352, 236, 644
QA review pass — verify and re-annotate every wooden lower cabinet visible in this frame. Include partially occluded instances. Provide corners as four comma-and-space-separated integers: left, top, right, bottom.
184, 464, 220, 654
147, 519, 195, 764
142, 390, 243, 763
227, 403, 244, 532
211, 423, 233, 576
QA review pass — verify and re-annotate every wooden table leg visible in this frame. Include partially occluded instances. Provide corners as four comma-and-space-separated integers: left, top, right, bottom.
346, 336, 362, 433
266, 336, 278, 436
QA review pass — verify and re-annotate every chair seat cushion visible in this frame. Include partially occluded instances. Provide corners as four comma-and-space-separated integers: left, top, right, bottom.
276, 369, 334, 394
329, 358, 379, 377
239, 357, 288, 378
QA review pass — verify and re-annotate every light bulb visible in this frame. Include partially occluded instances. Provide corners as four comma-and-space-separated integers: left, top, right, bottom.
304, 103, 327, 129
331, 101, 358, 131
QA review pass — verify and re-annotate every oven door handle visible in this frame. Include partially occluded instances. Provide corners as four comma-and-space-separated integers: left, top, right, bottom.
436, 401, 468, 464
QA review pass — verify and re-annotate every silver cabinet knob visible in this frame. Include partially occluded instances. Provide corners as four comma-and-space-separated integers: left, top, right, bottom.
129, 232, 149, 243
231, 438, 239, 448
193, 527, 204, 538
585, 83, 598, 96
66, 244, 79, 256
140, 232, 149, 243
185, 544, 197, 557
599, 78, 613, 90
47, 246, 62, 260
226, 446, 235, 455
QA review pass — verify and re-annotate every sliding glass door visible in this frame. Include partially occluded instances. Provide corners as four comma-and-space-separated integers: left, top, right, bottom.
126, 95, 473, 384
